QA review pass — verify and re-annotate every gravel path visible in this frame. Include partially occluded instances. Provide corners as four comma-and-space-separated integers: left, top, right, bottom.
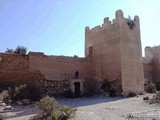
58, 94, 160, 120
1, 93, 160, 120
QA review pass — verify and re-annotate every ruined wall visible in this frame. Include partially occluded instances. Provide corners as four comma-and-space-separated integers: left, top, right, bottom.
85, 10, 144, 94
145, 46, 160, 62
143, 57, 153, 83
0, 52, 91, 94
144, 46, 160, 81
153, 58, 160, 81
0, 10, 145, 95
28, 52, 91, 94
29, 52, 91, 80
0, 53, 45, 86
0, 53, 29, 85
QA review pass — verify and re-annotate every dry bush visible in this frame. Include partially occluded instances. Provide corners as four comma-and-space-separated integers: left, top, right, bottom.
53, 105, 76, 120
30, 96, 76, 120
0, 90, 10, 101
149, 91, 160, 104
147, 83, 157, 93
36, 96, 57, 115
0, 114, 6, 120
143, 96, 149, 100
12, 84, 45, 102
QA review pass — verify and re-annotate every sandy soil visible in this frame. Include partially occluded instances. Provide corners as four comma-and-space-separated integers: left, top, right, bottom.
0, 93, 160, 120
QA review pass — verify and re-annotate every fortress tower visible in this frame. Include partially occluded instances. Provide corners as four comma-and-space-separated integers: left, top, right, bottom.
0, 10, 144, 96
85, 10, 144, 94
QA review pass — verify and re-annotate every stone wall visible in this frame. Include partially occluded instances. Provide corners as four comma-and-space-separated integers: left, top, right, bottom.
0, 10, 145, 95
28, 52, 92, 94
143, 46, 160, 82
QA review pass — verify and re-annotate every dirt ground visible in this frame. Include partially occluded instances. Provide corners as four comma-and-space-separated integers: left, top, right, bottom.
0, 93, 160, 120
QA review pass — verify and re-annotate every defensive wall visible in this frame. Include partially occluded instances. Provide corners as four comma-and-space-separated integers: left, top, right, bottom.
0, 10, 146, 95
143, 45, 160, 82
85, 10, 144, 94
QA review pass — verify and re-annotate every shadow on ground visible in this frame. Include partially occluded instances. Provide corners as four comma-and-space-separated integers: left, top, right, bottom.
0, 94, 128, 119
57, 94, 127, 108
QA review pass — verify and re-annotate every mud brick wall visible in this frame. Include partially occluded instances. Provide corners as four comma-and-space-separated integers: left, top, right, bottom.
153, 57, 160, 81
144, 46, 160, 82
28, 52, 91, 81
0, 53, 30, 85
28, 52, 92, 94
120, 14, 144, 94
85, 10, 144, 94
0, 53, 45, 86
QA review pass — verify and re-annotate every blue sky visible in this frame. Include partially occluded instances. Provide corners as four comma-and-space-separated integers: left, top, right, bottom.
0, 0, 160, 57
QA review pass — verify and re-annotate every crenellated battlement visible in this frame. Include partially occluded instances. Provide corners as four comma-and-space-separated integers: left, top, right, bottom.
85, 9, 144, 94
85, 10, 139, 34
145, 45, 160, 59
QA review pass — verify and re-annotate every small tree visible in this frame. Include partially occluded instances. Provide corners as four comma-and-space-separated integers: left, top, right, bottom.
147, 83, 157, 93
0, 114, 6, 120
127, 15, 135, 30
14, 46, 27, 55
12, 84, 44, 101
5, 48, 14, 54
73, 55, 79, 58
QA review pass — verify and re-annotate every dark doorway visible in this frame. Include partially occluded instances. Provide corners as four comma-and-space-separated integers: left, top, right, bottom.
75, 71, 79, 78
74, 82, 81, 97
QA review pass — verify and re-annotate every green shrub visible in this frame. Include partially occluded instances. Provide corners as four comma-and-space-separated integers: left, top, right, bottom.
127, 92, 137, 97
147, 83, 157, 93
14, 46, 27, 55
155, 81, 160, 91
0, 90, 10, 101
12, 84, 44, 101
53, 105, 76, 120
13, 84, 29, 100
143, 96, 149, 100
30, 96, 76, 120
27, 84, 45, 101
36, 96, 58, 115
0, 114, 6, 120
155, 91, 160, 100
149, 92, 160, 104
